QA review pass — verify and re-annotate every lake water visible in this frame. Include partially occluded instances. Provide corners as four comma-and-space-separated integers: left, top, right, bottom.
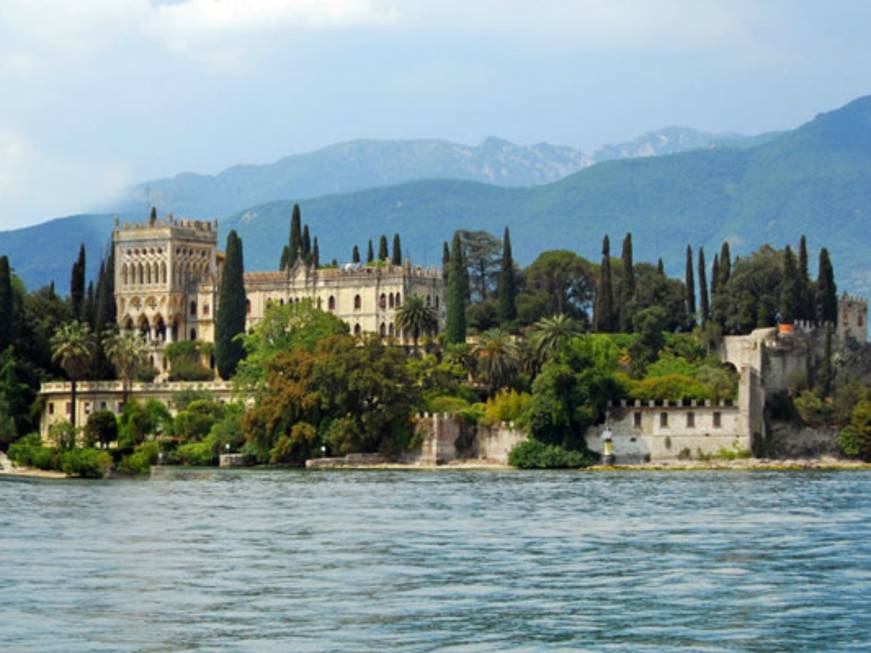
2, 469, 870, 652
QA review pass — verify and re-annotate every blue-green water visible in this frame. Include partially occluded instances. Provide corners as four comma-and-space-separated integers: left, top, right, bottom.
2, 469, 870, 652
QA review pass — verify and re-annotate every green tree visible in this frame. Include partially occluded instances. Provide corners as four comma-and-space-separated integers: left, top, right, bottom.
629, 305, 667, 376
521, 250, 594, 324
719, 242, 732, 288
442, 241, 450, 282
619, 233, 635, 331
529, 314, 582, 368
779, 245, 800, 324
103, 330, 148, 405
352, 245, 360, 263
472, 329, 518, 395
685, 244, 696, 326
70, 244, 86, 319
51, 321, 96, 430
215, 230, 247, 379
816, 247, 837, 324
84, 410, 118, 449
698, 246, 710, 324
797, 235, 813, 321
279, 245, 290, 271
837, 400, 871, 461
715, 245, 783, 334
301, 224, 311, 263
656, 258, 665, 275
594, 235, 616, 333
817, 325, 833, 397
396, 295, 438, 351
391, 234, 402, 265
378, 235, 389, 261
312, 237, 320, 268
497, 226, 517, 325
287, 204, 302, 269
367, 239, 374, 263
0, 255, 13, 351
445, 232, 467, 345
460, 230, 502, 301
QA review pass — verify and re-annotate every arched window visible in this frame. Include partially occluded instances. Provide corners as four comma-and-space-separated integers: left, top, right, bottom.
379, 322, 386, 336
146, 264, 152, 285
354, 323, 362, 336
246, 299, 252, 315
190, 328, 197, 341
190, 300, 197, 316
161, 262, 167, 284
354, 294, 362, 310
152, 262, 159, 285
395, 293, 401, 307
379, 293, 387, 309
138, 263, 145, 285
389, 323, 395, 336
121, 264, 128, 286
435, 295, 440, 309
426, 295, 431, 306
328, 296, 336, 311
389, 294, 395, 308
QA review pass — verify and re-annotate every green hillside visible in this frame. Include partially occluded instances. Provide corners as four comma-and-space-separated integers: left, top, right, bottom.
2, 96, 870, 296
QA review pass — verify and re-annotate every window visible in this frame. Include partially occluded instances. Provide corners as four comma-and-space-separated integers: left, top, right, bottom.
354, 324, 362, 336
379, 293, 387, 309
859, 313, 865, 327
190, 301, 197, 316
389, 294, 395, 308
48, 403, 54, 415
435, 295, 440, 309
713, 411, 722, 428
686, 412, 695, 428
100, 401, 107, 410
354, 294, 362, 310
395, 293, 401, 307
246, 299, 252, 315
328, 296, 336, 311
426, 295, 431, 306
66, 402, 71, 416
633, 412, 642, 428
190, 328, 197, 341
380, 322, 386, 336
203, 304, 210, 316
84, 402, 91, 416
660, 412, 668, 427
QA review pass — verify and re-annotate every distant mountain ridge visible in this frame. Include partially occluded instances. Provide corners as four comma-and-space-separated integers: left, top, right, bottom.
3, 96, 870, 301
114, 128, 747, 220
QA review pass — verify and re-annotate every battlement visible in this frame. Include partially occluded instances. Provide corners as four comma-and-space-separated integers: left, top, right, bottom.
114, 214, 218, 237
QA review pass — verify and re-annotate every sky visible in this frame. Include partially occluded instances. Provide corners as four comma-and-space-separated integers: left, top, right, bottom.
1, 0, 870, 229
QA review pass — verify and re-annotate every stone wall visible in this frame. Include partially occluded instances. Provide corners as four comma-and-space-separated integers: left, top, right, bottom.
414, 414, 527, 465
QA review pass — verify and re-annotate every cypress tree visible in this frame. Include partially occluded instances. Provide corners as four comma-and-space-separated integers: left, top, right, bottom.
331, 259, 338, 268
391, 234, 402, 265
685, 244, 696, 325
817, 325, 833, 397
445, 232, 467, 345
366, 240, 374, 264
312, 237, 320, 268
779, 245, 800, 324
711, 254, 720, 298
215, 231, 247, 380
797, 235, 813, 321
719, 242, 731, 288
84, 281, 95, 328
279, 245, 290, 271
378, 235, 389, 261
594, 235, 615, 332
698, 246, 709, 323
301, 225, 311, 263
0, 255, 13, 351
497, 226, 517, 325
288, 204, 302, 268
352, 245, 360, 264
619, 233, 635, 331
442, 241, 450, 282
816, 247, 837, 324
656, 258, 665, 276
149, 206, 157, 225
70, 244, 86, 319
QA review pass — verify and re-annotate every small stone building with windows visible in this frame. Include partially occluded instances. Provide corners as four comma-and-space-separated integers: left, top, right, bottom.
112, 213, 444, 374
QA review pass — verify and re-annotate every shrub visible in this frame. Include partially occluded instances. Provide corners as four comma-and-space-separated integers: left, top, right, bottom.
507, 439, 592, 469
176, 440, 216, 466
59, 449, 113, 478
118, 441, 160, 475
48, 421, 77, 450
84, 411, 118, 448
172, 399, 226, 441
837, 400, 871, 461
481, 389, 530, 427
171, 389, 212, 411
426, 395, 471, 415
794, 390, 833, 426
626, 374, 711, 402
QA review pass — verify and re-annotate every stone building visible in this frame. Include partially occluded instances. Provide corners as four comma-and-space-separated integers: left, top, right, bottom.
113, 213, 444, 373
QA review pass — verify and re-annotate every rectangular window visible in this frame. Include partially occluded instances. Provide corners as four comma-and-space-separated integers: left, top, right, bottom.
686, 412, 695, 428
100, 401, 107, 410
84, 402, 91, 416
633, 412, 642, 428
713, 412, 722, 428
660, 412, 668, 427
48, 403, 54, 415
66, 402, 71, 415
203, 304, 210, 316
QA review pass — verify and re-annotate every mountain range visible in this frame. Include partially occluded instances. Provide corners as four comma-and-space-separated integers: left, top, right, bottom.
1, 97, 869, 299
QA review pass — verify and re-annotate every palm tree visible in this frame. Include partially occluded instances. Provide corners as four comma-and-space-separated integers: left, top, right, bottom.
472, 329, 518, 395
396, 295, 438, 351
103, 329, 149, 405
529, 314, 581, 367
51, 321, 96, 430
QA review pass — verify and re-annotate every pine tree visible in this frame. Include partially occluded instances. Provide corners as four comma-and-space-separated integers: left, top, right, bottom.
352, 245, 360, 264
656, 258, 665, 276
779, 245, 800, 324
215, 231, 247, 380
685, 244, 696, 325
312, 237, 320, 268
391, 234, 402, 265
288, 204, 302, 268
445, 232, 467, 345
497, 226, 517, 325
378, 235, 389, 261
0, 255, 13, 351
698, 246, 709, 323
594, 235, 615, 332
797, 235, 813, 321
366, 240, 374, 264
719, 242, 731, 288
70, 244, 86, 319
619, 233, 635, 331
301, 225, 311, 263
816, 247, 837, 324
